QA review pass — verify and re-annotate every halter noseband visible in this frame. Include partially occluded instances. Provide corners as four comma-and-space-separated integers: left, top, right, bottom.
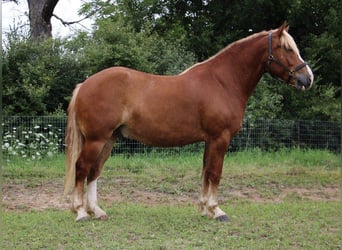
267, 32, 307, 83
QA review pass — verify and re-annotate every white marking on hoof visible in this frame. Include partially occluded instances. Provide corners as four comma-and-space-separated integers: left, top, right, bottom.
94, 214, 108, 221
76, 207, 90, 222
212, 206, 226, 219
92, 206, 108, 221
76, 215, 91, 222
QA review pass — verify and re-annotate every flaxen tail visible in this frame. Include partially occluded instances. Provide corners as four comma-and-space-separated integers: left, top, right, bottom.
64, 84, 83, 196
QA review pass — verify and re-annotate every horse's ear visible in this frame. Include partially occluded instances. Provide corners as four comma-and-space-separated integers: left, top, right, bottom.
277, 21, 289, 36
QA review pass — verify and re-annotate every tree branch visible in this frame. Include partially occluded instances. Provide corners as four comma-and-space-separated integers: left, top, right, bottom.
52, 13, 91, 27
2, 0, 19, 3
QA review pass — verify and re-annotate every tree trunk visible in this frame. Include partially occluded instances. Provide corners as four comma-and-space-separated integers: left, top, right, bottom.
27, 0, 59, 39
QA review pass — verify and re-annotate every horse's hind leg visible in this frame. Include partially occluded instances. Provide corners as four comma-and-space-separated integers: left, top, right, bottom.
73, 140, 105, 222
86, 138, 116, 220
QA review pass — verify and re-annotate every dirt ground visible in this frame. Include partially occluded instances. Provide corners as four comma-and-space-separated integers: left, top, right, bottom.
2, 179, 340, 212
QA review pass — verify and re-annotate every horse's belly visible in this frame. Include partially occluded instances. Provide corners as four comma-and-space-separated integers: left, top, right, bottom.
120, 124, 203, 147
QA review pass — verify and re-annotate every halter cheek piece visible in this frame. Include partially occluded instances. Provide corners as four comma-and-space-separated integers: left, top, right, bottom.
266, 32, 307, 83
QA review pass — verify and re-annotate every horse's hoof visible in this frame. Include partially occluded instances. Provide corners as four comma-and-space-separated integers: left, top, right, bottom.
216, 215, 229, 222
94, 214, 108, 221
76, 215, 91, 222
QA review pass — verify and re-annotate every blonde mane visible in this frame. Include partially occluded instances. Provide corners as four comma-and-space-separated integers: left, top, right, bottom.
280, 30, 300, 55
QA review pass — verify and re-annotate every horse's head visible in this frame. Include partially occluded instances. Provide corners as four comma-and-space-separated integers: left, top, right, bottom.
266, 22, 314, 91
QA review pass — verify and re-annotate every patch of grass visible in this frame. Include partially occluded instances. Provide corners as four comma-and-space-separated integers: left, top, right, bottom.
2, 154, 65, 180
3, 202, 341, 249
3, 148, 340, 181
226, 148, 340, 169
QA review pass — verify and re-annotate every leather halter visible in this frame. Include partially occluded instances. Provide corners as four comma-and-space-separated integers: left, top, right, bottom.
267, 32, 307, 83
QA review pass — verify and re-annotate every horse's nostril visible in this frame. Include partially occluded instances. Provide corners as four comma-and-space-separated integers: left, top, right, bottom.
305, 76, 311, 85
295, 74, 312, 90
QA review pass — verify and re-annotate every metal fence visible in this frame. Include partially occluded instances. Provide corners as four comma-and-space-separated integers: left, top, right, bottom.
2, 116, 340, 162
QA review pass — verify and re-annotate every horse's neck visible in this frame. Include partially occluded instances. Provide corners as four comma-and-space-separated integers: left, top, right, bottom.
211, 34, 268, 102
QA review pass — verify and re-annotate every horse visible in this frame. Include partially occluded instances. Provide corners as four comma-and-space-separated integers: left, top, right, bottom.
64, 22, 314, 222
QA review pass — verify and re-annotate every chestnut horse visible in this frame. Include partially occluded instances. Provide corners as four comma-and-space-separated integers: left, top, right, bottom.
64, 22, 313, 222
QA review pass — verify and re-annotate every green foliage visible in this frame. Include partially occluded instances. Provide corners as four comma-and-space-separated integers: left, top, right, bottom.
245, 76, 284, 121
305, 31, 340, 88
2, 32, 86, 115
248, 76, 341, 121
78, 1, 195, 75
2, 34, 49, 115
90, 17, 195, 74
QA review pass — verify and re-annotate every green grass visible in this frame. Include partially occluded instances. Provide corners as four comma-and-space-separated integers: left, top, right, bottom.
3, 202, 341, 249
2, 149, 341, 249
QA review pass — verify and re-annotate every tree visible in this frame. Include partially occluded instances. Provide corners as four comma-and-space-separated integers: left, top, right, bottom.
5, 0, 91, 39
2, 0, 59, 39
27, 0, 59, 39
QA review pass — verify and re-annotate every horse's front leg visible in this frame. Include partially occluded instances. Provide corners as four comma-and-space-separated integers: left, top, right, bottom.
200, 131, 230, 221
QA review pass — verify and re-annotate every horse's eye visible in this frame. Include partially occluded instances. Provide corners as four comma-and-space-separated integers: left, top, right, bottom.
285, 47, 293, 53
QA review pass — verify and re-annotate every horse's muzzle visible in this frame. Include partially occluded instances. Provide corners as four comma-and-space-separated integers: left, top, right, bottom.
295, 73, 313, 91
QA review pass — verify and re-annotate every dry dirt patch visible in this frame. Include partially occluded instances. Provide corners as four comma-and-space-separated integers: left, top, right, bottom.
2, 179, 340, 212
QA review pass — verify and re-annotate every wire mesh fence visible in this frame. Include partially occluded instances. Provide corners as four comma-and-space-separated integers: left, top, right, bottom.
2, 116, 340, 162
